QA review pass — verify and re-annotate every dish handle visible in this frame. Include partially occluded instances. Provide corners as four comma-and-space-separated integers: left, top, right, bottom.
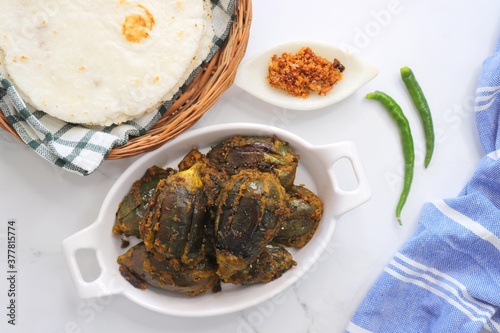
62, 222, 123, 299
313, 141, 372, 216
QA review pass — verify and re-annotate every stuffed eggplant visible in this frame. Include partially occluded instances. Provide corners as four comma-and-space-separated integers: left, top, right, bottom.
113, 166, 176, 238
222, 243, 296, 285
140, 164, 208, 267
178, 147, 229, 218
117, 242, 220, 296
214, 170, 289, 280
206, 135, 299, 190
274, 185, 324, 248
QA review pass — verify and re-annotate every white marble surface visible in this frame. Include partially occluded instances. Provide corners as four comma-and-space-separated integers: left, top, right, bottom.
1, 0, 499, 332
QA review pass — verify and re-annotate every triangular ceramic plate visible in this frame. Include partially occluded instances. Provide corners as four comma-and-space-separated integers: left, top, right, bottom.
234, 40, 379, 110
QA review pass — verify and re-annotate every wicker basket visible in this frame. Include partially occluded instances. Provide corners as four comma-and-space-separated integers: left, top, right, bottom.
0, 0, 252, 160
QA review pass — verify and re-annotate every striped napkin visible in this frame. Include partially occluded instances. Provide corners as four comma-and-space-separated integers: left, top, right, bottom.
0, 0, 235, 176
346, 39, 500, 332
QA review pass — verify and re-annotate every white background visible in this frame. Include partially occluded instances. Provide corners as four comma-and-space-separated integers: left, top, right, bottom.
1, 0, 499, 332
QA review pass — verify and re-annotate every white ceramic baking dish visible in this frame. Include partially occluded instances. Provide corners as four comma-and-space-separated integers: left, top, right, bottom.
62, 123, 371, 317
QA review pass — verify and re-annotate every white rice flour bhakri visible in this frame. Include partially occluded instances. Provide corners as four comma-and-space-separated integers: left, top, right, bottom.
0, 0, 214, 126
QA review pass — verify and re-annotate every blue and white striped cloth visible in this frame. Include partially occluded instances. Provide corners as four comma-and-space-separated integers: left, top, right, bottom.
346, 40, 500, 332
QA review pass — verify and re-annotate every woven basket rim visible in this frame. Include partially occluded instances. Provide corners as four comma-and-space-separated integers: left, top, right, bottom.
0, 0, 252, 160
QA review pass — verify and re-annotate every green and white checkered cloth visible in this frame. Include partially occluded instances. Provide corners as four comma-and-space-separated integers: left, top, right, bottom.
0, 0, 236, 176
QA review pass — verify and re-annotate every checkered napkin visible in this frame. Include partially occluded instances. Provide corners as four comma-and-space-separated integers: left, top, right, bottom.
346, 39, 500, 332
0, 0, 236, 176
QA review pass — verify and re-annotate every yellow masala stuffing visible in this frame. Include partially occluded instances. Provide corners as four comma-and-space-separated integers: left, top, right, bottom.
266, 47, 345, 98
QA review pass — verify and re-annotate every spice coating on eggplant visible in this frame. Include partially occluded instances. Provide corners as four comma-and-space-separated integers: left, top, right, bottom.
117, 242, 220, 296
214, 170, 289, 279
274, 185, 324, 248
222, 243, 296, 285
113, 166, 176, 238
178, 147, 229, 218
140, 164, 208, 267
206, 135, 299, 190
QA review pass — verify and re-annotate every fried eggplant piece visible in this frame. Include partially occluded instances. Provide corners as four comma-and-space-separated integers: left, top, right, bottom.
117, 242, 220, 296
178, 147, 229, 217
214, 170, 289, 280
140, 164, 208, 267
222, 243, 296, 285
274, 185, 324, 248
113, 166, 176, 238
206, 135, 300, 190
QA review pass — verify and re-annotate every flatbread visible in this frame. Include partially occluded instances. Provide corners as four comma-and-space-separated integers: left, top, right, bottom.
156, 0, 214, 106
0, 0, 213, 126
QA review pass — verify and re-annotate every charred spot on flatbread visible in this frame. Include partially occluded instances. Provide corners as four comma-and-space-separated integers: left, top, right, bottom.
122, 4, 156, 43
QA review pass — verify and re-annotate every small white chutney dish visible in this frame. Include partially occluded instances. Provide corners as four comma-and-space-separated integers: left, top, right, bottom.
62, 123, 372, 317
234, 40, 379, 110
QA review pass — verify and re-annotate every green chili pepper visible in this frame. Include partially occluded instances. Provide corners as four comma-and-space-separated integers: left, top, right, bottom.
400, 66, 434, 168
366, 91, 414, 225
